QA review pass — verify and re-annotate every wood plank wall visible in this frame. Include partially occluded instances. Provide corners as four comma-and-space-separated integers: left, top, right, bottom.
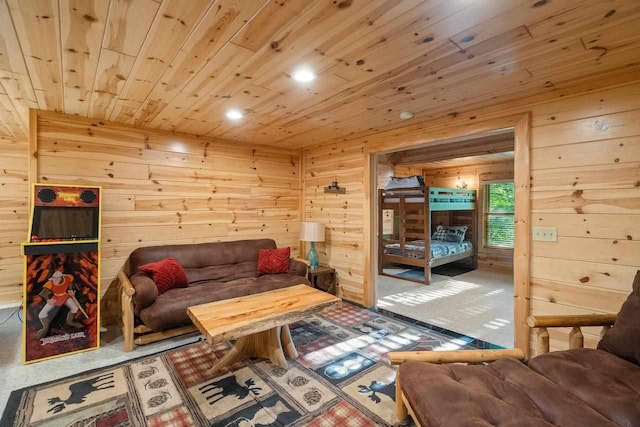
32, 111, 301, 325
0, 135, 28, 305
303, 80, 640, 351
423, 160, 515, 271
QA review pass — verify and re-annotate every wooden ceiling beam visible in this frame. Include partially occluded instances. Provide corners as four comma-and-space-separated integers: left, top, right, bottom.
388, 135, 514, 166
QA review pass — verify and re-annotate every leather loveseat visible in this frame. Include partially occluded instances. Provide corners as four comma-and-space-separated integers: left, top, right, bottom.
391, 270, 640, 427
118, 239, 309, 351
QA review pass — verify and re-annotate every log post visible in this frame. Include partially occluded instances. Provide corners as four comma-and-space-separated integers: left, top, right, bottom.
118, 269, 136, 352
536, 327, 549, 356
569, 326, 584, 349
600, 325, 611, 340
121, 284, 135, 352
396, 371, 408, 422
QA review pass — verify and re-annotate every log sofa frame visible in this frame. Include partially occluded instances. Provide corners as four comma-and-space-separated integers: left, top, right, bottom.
118, 257, 312, 352
390, 313, 618, 426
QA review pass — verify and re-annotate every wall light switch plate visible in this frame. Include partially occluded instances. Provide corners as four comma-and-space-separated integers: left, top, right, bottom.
533, 226, 557, 242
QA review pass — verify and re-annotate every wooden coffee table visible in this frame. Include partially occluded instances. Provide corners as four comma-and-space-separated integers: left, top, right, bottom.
187, 284, 341, 373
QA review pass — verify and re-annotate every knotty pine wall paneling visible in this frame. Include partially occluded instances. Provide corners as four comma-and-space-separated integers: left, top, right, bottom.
0, 135, 28, 305
303, 80, 640, 352
34, 111, 301, 325
304, 143, 366, 303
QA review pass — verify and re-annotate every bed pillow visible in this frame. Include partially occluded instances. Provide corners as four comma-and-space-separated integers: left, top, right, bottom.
257, 247, 291, 274
444, 225, 468, 243
384, 175, 425, 190
432, 225, 447, 241
139, 257, 189, 295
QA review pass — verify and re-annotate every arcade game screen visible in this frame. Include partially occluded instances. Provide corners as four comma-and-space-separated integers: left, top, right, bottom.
32, 207, 98, 241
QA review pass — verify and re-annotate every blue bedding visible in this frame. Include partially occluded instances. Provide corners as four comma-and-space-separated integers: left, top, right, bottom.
384, 240, 472, 260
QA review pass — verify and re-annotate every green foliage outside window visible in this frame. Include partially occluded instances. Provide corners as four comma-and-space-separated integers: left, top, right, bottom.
485, 182, 515, 248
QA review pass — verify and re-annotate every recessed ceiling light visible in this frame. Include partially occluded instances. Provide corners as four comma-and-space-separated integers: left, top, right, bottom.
399, 111, 414, 120
226, 109, 243, 120
292, 68, 316, 82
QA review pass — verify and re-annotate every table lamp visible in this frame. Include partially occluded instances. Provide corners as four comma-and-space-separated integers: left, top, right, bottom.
300, 222, 325, 269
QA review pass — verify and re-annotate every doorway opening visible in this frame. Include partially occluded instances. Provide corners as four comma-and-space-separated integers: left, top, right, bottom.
374, 130, 516, 348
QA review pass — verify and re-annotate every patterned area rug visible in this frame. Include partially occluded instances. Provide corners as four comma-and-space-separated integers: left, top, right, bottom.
2, 303, 475, 426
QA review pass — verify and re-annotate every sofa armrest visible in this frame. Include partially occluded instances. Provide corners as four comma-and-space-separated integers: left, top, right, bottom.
129, 273, 158, 312
118, 269, 135, 296
389, 348, 525, 366
289, 258, 308, 277
527, 313, 617, 356
527, 314, 617, 328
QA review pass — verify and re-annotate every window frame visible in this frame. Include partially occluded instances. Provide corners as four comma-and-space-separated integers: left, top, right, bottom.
482, 179, 515, 249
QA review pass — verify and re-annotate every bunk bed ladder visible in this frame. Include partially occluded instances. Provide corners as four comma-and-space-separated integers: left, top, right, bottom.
399, 195, 405, 254
378, 189, 384, 276
424, 188, 431, 284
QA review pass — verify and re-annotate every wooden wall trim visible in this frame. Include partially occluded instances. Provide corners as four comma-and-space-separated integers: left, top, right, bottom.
513, 113, 532, 354
363, 152, 374, 306
364, 112, 531, 356
27, 108, 38, 191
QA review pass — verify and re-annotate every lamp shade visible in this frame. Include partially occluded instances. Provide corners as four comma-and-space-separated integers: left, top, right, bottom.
300, 222, 325, 242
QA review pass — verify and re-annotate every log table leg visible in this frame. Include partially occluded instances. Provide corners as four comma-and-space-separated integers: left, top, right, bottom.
281, 324, 298, 359
208, 325, 298, 374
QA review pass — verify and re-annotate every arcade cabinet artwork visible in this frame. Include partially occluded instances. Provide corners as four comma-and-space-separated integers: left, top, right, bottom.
22, 184, 101, 364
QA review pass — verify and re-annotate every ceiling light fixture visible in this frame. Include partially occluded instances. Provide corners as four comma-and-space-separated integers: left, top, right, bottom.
399, 111, 414, 120
292, 68, 316, 82
226, 109, 243, 120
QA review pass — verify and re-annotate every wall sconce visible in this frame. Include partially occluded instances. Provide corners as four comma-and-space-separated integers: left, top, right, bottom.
456, 180, 468, 189
324, 180, 346, 194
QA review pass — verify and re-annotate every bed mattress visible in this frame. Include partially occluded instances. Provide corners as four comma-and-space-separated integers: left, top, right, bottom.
384, 240, 472, 260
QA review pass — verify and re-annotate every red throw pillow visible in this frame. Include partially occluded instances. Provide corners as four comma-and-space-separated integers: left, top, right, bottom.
139, 257, 188, 295
257, 247, 290, 274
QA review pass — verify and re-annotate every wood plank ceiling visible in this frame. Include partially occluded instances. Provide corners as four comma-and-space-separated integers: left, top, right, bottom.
1, 0, 640, 148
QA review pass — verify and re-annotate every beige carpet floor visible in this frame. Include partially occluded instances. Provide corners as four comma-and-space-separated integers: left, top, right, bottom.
377, 269, 514, 348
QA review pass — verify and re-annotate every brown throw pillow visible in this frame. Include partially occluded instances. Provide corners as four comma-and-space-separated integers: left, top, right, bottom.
139, 257, 189, 295
597, 270, 640, 365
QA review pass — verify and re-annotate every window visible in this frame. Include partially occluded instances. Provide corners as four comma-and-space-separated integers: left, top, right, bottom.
483, 181, 515, 248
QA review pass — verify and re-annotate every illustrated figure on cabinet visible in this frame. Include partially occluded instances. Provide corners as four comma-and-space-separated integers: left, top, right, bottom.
36, 271, 86, 340
24, 250, 99, 364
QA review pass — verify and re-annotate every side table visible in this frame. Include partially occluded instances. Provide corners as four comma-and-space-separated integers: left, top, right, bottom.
307, 266, 337, 295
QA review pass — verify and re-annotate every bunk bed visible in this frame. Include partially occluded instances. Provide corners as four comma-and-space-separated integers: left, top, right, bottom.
378, 184, 477, 285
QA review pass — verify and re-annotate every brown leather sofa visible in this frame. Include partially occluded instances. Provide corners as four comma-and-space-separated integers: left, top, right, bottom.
391, 271, 640, 427
118, 239, 310, 351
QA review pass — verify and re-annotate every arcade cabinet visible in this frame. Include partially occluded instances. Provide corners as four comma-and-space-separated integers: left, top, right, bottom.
22, 184, 101, 364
